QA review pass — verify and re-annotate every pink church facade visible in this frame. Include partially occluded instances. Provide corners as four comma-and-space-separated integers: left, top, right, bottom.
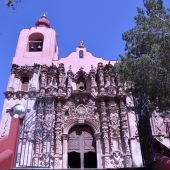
0, 15, 169, 169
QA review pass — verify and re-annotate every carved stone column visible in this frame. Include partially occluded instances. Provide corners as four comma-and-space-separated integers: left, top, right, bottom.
7, 73, 15, 91
110, 75, 116, 86
119, 101, 132, 167
54, 101, 63, 169
55, 102, 62, 154
30, 65, 40, 91
66, 66, 73, 97
40, 72, 47, 88
62, 134, 68, 169
97, 63, 105, 94
95, 133, 103, 168
90, 65, 98, 97
108, 101, 120, 153
100, 99, 110, 168
58, 63, 65, 94
7, 65, 18, 91
40, 65, 48, 88
105, 73, 110, 88
14, 77, 21, 93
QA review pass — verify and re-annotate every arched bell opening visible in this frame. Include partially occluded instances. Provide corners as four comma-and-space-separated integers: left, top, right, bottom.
28, 32, 44, 52
68, 125, 97, 169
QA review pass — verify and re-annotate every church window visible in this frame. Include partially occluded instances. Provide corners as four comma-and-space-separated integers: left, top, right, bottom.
77, 76, 86, 91
21, 76, 29, 92
28, 33, 44, 52
79, 50, 84, 58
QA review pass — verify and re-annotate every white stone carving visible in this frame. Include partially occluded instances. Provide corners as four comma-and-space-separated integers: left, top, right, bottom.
152, 107, 166, 135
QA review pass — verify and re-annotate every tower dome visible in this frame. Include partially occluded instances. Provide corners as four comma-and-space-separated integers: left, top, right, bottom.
35, 14, 50, 28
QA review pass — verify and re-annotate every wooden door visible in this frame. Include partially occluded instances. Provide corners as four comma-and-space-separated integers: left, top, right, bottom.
68, 125, 97, 168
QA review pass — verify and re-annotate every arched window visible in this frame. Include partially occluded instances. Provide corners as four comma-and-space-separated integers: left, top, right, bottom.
28, 33, 44, 52
77, 76, 86, 91
21, 76, 29, 91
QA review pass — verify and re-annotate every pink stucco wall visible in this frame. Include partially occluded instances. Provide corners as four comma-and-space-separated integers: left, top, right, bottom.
12, 26, 58, 66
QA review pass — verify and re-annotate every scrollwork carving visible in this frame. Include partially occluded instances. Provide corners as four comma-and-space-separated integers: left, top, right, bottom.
111, 150, 124, 168
109, 111, 120, 137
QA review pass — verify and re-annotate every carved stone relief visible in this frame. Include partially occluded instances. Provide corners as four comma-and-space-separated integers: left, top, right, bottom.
10, 63, 143, 169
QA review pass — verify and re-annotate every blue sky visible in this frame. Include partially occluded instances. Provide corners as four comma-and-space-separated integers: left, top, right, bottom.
0, 0, 170, 117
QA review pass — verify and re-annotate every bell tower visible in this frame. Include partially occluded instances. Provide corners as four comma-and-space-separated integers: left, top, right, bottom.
0, 14, 58, 139
13, 14, 58, 66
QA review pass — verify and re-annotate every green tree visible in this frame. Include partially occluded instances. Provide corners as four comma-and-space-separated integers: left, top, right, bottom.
117, 0, 170, 114
5, 0, 21, 8
115, 0, 170, 166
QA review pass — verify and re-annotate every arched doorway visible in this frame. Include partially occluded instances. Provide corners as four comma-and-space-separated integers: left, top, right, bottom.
68, 125, 97, 168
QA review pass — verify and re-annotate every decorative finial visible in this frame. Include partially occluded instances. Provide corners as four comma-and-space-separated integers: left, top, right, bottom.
43, 11, 48, 18
90, 65, 95, 72
79, 67, 84, 71
79, 40, 84, 48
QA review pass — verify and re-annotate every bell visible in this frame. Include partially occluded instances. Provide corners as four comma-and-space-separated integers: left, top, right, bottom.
37, 44, 42, 49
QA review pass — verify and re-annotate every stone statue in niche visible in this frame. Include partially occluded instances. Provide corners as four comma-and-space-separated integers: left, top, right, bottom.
99, 71, 104, 87
67, 88, 72, 97
126, 93, 134, 107
53, 77, 58, 89
58, 88, 63, 94
79, 40, 84, 48
91, 87, 98, 97
118, 86, 125, 96
105, 75, 110, 88
90, 65, 97, 86
41, 73, 47, 87
91, 75, 96, 87
98, 63, 104, 87
39, 88, 45, 97
67, 66, 73, 87
47, 76, 53, 87
110, 76, 115, 86
99, 87, 105, 95
152, 107, 166, 135
67, 76, 72, 87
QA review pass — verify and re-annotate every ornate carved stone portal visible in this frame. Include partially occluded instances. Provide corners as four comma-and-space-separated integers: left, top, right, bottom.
12, 63, 137, 169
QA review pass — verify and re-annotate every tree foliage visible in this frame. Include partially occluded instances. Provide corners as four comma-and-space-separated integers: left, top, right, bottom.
116, 0, 170, 114
5, 0, 21, 8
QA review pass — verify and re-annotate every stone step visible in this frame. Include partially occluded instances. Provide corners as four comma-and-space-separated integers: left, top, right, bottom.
13, 167, 147, 170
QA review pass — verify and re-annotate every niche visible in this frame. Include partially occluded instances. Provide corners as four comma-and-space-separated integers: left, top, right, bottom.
76, 76, 86, 91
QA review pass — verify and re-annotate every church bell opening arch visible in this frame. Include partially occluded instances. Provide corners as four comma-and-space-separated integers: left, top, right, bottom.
68, 125, 97, 169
